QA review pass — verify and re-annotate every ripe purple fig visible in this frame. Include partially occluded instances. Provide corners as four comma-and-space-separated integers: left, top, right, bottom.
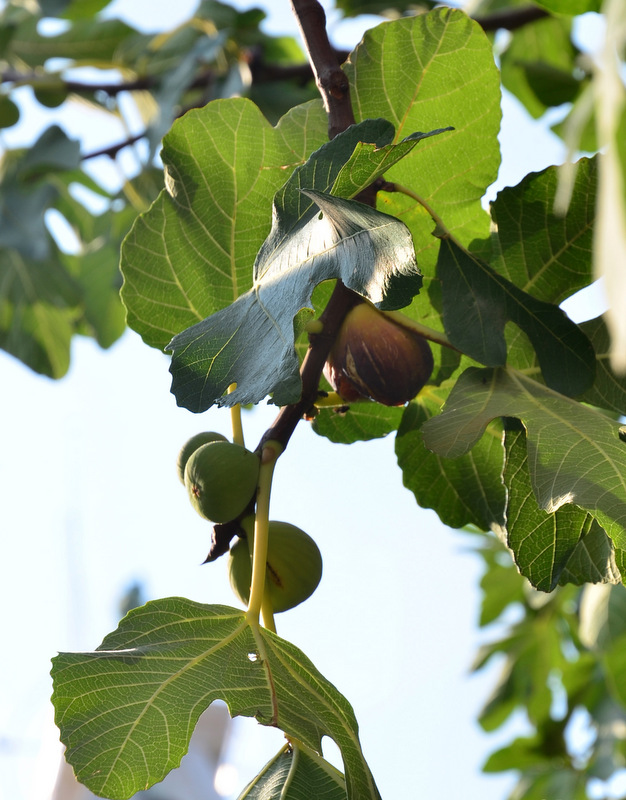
323, 300, 434, 406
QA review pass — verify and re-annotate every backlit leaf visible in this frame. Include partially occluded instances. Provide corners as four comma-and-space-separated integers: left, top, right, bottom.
422, 367, 626, 548
396, 387, 506, 530
347, 8, 502, 277
51, 599, 380, 800
121, 98, 327, 351
504, 428, 620, 591
437, 236, 595, 397
165, 117, 444, 411
238, 743, 347, 799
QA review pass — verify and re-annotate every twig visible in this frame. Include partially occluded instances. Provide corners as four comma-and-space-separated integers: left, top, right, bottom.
259, 282, 362, 452
254, 0, 366, 456
290, 0, 355, 139
81, 133, 145, 160
474, 5, 550, 32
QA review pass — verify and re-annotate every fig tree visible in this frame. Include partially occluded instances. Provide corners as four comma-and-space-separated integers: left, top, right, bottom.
184, 441, 259, 523
177, 431, 228, 483
228, 521, 323, 613
323, 300, 434, 406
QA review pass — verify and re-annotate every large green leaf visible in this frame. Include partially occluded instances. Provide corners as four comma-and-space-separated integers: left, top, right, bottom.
422, 367, 626, 548
238, 743, 347, 799
346, 8, 502, 278
579, 316, 626, 415
165, 118, 440, 411
396, 388, 506, 531
168, 189, 420, 410
121, 98, 327, 351
313, 403, 403, 444
489, 158, 596, 304
51, 599, 380, 800
504, 428, 621, 591
437, 236, 595, 397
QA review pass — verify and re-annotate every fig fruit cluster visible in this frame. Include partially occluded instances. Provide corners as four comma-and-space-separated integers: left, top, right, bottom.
178, 433, 323, 613
228, 520, 323, 613
323, 300, 434, 406
178, 433, 260, 524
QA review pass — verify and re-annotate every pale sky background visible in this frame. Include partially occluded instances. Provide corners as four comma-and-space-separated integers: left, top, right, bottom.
0, 2, 611, 800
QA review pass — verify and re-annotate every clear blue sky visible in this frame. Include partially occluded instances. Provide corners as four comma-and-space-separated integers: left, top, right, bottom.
0, 2, 603, 799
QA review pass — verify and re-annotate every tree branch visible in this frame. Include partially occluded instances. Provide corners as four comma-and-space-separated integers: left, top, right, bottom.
253, 0, 363, 458
259, 282, 362, 452
82, 133, 145, 161
290, 0, 356, 140
474, 5, 550, 32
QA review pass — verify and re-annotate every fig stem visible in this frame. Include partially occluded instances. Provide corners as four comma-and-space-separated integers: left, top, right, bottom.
246, 440, 282, 625
382, 182, 449, 236
228, 383, 245, 447
380, 309, 460, 352
314, 390, 350, 408
261, 593, 276, 633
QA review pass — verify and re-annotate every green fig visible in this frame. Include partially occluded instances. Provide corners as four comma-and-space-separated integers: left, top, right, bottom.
184, 441, 259, 523
323, 300, 434, 406
228, 521, 323, 613
177, 431, 228, 483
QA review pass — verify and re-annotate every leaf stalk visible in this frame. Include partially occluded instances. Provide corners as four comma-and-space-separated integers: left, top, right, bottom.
246, 440, 282, 625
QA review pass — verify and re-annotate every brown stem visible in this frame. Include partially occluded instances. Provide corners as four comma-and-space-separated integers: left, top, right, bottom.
259, 282, 362, 452
290, 0, 355, 140
252, 0, 366, 458
475, 6, 550, 32
82, 133, 145, 161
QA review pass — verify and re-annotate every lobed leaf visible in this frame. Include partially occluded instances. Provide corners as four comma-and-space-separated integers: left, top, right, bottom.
504, 428, 621, 591
396, 388, 506, 531
120, 98, 328, 351
165, 117, 448, 411
346, 8, 501, 276
237, 742, 347, 799
437, 235, 595, 397
488, 158, 597, 305
51, 599, 380, 800
313, 403, 403, 444
422, 367, 626, 549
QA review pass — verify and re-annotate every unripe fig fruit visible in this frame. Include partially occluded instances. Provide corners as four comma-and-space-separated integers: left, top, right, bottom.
228, 521, 323, 613
177, 431, 228, 483
184, 441, 259, 523
323, 300, 434, 406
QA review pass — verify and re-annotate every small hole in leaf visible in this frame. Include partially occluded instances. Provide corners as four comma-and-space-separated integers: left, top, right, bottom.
247, 652, 258, 662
